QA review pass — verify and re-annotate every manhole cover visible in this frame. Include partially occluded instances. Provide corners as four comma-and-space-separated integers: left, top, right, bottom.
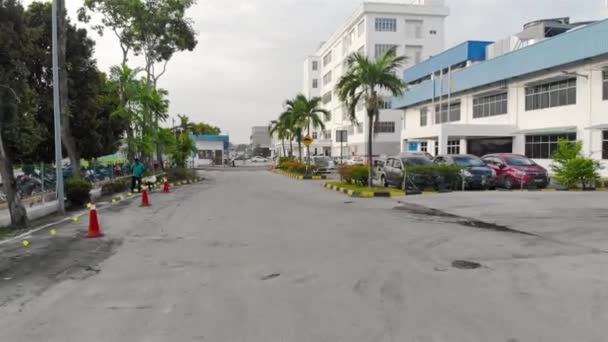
452, 260, 482, 270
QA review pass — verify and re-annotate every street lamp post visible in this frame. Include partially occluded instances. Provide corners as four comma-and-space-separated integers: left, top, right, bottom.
52, 0, 65, 214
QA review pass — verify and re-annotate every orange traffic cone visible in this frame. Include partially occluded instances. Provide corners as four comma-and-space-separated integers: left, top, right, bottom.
86, 205, 104, 238
162, 177, 170, 193
141, 188, 151, 207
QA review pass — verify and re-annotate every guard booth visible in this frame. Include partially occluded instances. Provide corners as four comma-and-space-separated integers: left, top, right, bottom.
190, 134, 230, 166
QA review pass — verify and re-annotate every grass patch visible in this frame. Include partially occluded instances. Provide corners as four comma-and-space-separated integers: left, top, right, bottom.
0, 225, 12, 241
327, 182, 404, 196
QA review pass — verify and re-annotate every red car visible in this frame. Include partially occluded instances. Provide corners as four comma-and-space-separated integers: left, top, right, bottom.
481, 153, 549, 189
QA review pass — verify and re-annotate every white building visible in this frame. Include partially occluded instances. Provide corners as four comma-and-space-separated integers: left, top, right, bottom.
393, 18, 608, 175
189, 135, 230, 166
277, 0, 449, 159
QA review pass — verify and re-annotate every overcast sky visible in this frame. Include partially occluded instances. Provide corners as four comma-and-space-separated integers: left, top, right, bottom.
23, 0, 606, 143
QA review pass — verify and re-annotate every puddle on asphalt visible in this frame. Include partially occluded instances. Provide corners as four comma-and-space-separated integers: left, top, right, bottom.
452, 260, 482, 270
261, 273, 281, 281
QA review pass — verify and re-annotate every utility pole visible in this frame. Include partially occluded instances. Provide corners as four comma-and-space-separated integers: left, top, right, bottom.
52, 0, 65, 214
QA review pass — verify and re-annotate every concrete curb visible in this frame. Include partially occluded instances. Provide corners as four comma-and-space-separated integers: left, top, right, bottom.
323, 183, 398, 198
272, 169, 331, 180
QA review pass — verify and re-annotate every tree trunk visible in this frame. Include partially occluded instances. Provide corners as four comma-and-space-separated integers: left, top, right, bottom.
306, 122, 311, 165
57, 0, 79, 176
289, 139, 293, 157
0, 134, 28, 229
367, 109, 374, 188
281, 139, 286, 157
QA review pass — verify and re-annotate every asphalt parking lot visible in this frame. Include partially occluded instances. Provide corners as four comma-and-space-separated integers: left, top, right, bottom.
398, 190, 608, 251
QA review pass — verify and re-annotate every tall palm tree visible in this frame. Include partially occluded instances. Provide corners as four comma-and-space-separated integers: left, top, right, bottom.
269, 120, 288, 157
291, 94, 329, 164
280, 101, 303, 161
335, 48, 407, 187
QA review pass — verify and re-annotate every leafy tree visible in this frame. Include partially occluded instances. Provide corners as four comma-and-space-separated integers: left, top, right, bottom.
335, 48, 407, 187
551, 139, 601, 189
269, 120, 288, 158
280, 100, 304, 161
0, 0, 40, 229
108, 64, 142, 160
193, 122, 221, 135
171, 132, 196, 168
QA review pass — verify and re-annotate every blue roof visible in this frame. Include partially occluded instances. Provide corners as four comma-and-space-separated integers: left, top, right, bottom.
190, 134, 230, 150
393, 19, 608, 109
404, 41, 493, 83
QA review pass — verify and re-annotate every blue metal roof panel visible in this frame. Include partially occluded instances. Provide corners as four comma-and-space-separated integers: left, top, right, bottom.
403, 41, 492, 82
394, 19, 608, 109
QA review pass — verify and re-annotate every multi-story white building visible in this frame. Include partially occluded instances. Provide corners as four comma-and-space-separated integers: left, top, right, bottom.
393, 17, 608, 175
276, 0, 449, 159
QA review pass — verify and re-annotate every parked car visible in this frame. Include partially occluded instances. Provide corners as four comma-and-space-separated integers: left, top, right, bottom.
250, 156, 269, 163
381, 154, 434, 189
434, 154, 496, 190
304, 156, 336, 173
346, 156, 365, 165
482, 153, 549, 189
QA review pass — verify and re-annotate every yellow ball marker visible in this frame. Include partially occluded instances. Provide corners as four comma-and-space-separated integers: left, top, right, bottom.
112, 199, 117, 204
127, 192, 132, 197
22, 240, 30, 247
86, 203, 92, 209
72, 216, 80, 223
50, 229, 57, 236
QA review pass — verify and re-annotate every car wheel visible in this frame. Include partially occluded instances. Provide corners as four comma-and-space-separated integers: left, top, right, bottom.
503, 176, 514, 190
381, 175, 388, 188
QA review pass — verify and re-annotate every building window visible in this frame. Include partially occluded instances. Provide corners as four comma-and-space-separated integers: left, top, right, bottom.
325, 111, 331, 122
312, 132, 318, 139
357, 123, 363, 134
323, 51, 332, 66
374, 121, 395, 133
312, 61, 318, 71
473, 92, 508, 118
420, 141, 428, 152
375, 18, 397, 32
525, 133, 577, 159
405, 20, 423, 39
357, 20, 365, 37
447, 140, 460, 155
379, 100, 392, 109
429, 30, 437, 35
434, 142, 439, 156
323, 130, 332, 139
603, 70, 608, 100
322, 91, 332, 104
602, 130, 608, 159
375, 44, 398, 58
434, 102, 461, 124
405, 45, 423, 64
322, 71, 332, 85
420, 108, 428, 127
525, 78, 576, 111
312, 79, 318, 88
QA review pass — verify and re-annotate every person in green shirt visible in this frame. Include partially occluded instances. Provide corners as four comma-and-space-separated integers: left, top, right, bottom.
131, 158, 145, 192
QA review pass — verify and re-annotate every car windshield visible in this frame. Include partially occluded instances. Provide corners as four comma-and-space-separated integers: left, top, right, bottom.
402, 157, 433, 166
314, 157, 331, 166
506, 157, 535, 166
452, 156, 485, 167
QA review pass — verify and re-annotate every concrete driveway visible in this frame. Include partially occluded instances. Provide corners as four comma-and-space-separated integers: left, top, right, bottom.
399, 190, 608, 251
0, 171, 606, 341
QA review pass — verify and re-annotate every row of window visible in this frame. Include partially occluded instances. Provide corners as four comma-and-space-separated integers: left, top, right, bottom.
603, 71, 608, 100
322, 91, 332, 104
435, 102, 461, 124
525, 133, 576, 159
525, 78, 576, 111
603, 130, 608, 160
374, 18, 424, 39
473, 93, 508, 118
374, 44, 398, 58
374, 121, 395, 133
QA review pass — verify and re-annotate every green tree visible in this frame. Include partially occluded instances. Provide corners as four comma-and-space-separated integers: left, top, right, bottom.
290, 94, 328, 164
335, 48, 407, 186
551, 139, 601, 189
269, 120, 288, 158
280, 99, 305, 161
193, 122, 221, 135
0, 0, 40, 229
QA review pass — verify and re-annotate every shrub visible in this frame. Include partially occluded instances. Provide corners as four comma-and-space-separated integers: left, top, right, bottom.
551, 140, 601, 189
338, 165, 372, 186
65, 176, 92, 206
101, 177, 131, 196
166, 167, 195, 182
404, 165, 462, 191
278, 157, 294, 166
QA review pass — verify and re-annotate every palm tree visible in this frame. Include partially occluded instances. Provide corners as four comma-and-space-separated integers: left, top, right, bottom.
291, 94, 328, 164
269, 120, 288, 157
280, 101, 303, 161
335, 48, 407, 187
